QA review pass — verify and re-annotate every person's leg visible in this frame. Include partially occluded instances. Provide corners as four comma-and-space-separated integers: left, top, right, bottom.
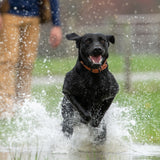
0, 14, 19, 117
16, 17, 40, 102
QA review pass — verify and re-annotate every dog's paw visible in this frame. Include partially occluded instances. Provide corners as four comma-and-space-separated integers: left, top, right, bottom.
94, 127, 106, 144
90, 122, 107, 145
90, 120, 100, 128
81, 111, 91, 123
62, 121, 73, 138
62, 127, 73, 138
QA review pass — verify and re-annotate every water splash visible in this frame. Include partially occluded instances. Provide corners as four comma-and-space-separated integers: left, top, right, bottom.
0, 99, 160, 158
0, 99, 69, 153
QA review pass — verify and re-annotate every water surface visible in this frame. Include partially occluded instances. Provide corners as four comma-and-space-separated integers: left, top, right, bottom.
0, 101, 160, 160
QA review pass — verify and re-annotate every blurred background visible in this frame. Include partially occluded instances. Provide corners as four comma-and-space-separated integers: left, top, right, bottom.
39, 0, 160, 56
37, 0, 160, 92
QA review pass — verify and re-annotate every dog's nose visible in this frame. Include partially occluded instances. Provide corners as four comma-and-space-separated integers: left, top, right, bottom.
93, 48, 104, 55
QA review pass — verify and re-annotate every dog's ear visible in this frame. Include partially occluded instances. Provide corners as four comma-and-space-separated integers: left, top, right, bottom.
106, 35, 115, 44
66, 33, 81, 48
66, 33, 80, 41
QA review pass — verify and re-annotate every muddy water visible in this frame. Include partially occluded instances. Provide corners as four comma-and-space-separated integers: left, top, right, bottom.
0, 101, 160, 160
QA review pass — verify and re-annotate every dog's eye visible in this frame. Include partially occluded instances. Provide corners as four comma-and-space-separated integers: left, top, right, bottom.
99, 39, 105, 44
85, 38, 92, 45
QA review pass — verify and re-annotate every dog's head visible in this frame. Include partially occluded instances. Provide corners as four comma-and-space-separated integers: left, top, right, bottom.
66, 33, 115, 69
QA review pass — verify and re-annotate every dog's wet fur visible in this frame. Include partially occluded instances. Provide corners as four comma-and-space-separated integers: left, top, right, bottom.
61, 33, 119, 143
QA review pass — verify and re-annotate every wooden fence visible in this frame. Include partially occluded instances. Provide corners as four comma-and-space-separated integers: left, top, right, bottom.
114, 14, 160, 54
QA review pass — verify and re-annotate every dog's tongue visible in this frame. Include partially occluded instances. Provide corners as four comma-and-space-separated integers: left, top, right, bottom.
90, 55, 102, 64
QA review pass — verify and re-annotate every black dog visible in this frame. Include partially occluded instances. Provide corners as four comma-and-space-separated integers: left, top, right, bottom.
61, 33, 119, 142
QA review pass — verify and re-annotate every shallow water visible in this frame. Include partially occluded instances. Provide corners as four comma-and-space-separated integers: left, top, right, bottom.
0, 100, 160, 160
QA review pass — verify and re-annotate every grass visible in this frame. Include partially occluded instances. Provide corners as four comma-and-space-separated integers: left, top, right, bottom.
10, 150, 46, 160
0, 53, 160, 154
131, 54, 160, 72
115, 80, 160, 144
32, 84, 63, 113
31, 80, 160, 145
32, 53, 160, 144
33, 56, 77, 76
33, 54, 160, 76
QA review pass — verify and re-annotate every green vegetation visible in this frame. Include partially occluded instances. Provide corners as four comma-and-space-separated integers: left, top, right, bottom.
31, 80, 160, 145
33, 56, 77, 76
115, 81, 160, 144
33, 54, 160, 76
109, 53, 160, 73
32, 53, 160, 144
0, 53, 160, 149
32, 84, 63, 113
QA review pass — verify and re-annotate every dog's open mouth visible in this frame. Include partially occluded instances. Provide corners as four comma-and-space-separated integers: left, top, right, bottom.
89, 55, 102, 64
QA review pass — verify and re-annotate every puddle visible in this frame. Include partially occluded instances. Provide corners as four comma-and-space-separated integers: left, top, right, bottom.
0, 100, 160, 160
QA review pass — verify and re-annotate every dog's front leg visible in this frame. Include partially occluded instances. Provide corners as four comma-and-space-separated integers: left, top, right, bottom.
64, 94, 91, 123
90, 97, 114, 127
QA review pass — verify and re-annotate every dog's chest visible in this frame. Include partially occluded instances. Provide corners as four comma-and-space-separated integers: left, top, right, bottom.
64, 69, 116, 103
79, 74, 110, 101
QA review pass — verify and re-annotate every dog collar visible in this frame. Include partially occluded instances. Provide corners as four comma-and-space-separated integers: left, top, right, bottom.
80, 60, 108, 74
